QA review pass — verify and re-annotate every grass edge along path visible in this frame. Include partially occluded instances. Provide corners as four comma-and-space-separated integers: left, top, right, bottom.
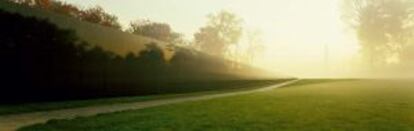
0, 80, 292, 116
21, 79, 414, 131
0, 79, 299, 131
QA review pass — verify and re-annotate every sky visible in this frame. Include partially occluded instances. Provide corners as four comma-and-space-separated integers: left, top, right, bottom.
62, 0, 360, 78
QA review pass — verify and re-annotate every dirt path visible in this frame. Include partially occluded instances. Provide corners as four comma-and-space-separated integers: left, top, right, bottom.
0, 80, 299, 131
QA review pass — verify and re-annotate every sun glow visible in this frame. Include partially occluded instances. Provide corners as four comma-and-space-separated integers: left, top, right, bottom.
64, 0, 360, 78
220, 0, 360, 77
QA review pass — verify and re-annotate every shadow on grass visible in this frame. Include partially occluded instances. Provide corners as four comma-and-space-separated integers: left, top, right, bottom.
0, 79, 293, 116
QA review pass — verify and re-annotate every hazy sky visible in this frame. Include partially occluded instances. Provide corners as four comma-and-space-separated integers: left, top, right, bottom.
62, 0, 360, 78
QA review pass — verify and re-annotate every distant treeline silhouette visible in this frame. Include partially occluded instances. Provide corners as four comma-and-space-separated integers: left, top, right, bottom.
0, 10, 281, 104
8, 0, 122, 29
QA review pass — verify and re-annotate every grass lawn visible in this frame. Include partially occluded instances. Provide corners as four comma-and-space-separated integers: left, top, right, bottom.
0, 80, 288, 116
20, 79, 414, 131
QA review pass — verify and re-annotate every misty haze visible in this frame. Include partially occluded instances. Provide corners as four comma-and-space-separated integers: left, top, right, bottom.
0, 0, 413, 131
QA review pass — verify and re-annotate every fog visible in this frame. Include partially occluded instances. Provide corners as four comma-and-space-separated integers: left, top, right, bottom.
62, 0, 414, 78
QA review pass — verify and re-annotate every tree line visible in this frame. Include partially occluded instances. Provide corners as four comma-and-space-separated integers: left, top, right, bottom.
9, 0, 122, 29
7, 0, 263, 64
0, 9, 274, 103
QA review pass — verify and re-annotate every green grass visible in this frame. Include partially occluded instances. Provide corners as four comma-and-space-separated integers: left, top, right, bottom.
20, 79, 414, 131
0, 80, 288, 115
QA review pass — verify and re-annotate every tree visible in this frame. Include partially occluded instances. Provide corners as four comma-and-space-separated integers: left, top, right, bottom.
0, 7, 273, 103
49, 1, 81, 18
138, 42, 166, 65
8, 0, 122, 30
79, 6, 121, 29
128, 20, 182, 44
342, 0, 414, 68
194, 10, 243, 57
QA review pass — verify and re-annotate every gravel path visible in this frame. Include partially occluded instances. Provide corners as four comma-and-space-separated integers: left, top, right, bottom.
0, 79, 299, 131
